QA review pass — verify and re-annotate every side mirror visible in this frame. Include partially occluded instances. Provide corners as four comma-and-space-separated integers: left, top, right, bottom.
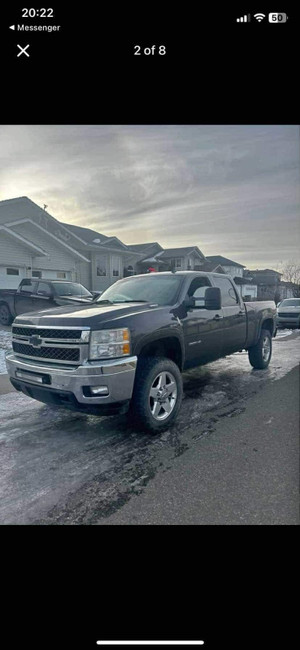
183, 295, 195, 310
205, 287, 221, 310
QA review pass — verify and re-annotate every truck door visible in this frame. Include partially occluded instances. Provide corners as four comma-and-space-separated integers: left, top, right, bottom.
14, 280, 38, 315
181, 276, 224, 368
212, 275, 247, 354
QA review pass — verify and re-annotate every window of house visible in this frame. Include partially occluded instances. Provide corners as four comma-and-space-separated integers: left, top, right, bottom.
56, 271, 67, 279
32, 270, 42, 278
213, 276, 238, 306
96, 257, 107, 276
6, 268, 19, 275
112, 255, 121, 277
175, 258, 182, 268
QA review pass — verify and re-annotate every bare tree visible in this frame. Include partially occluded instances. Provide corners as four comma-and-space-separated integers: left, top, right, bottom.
279, 261, 300, 297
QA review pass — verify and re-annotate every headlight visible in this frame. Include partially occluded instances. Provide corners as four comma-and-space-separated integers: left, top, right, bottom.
89, 328, 130, 360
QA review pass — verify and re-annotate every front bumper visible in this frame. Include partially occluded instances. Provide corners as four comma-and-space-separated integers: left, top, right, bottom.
276, 316, 300, 328
5, 352, 137, 414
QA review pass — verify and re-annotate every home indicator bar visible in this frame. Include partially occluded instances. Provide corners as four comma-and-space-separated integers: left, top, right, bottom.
97, 641, 204, 646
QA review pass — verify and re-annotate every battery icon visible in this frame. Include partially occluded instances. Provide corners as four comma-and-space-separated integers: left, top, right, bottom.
268, 12, 288, 22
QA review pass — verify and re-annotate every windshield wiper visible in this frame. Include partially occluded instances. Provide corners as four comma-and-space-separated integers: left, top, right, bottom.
113, 300, 148, 303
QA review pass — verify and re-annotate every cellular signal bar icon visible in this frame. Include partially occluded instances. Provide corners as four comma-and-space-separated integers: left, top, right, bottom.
236, 14, 250, 22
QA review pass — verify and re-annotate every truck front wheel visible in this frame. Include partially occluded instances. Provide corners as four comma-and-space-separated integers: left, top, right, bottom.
129, 356, 183, 433
248, 328, 272, 369
0, 303, 13, 326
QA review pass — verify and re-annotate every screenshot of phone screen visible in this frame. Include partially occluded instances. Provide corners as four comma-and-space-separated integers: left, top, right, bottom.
0, 5, 298, 650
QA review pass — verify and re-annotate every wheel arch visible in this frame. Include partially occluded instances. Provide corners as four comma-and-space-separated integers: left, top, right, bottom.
136, 334, 184, 371
261, 318, 275, 337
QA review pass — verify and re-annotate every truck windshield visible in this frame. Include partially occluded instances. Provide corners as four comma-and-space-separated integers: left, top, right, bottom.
52, 282, 92, 297
97, 274, 183, 306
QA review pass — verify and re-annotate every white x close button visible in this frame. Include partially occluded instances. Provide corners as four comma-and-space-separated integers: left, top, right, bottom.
17, 44, 30, 57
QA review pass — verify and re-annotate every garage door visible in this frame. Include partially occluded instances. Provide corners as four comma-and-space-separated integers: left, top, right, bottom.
0, 267, 26, 289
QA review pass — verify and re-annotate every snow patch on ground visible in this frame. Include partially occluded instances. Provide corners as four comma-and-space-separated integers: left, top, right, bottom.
275, 329, 294, 339
0, 329, 12, 374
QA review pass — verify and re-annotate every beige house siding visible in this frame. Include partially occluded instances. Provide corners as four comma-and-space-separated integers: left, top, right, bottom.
13, 223, 79, 272
75, 260, 92, 289
0, 230, 32, 266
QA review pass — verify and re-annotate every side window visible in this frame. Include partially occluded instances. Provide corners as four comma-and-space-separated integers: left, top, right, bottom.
188, 276, 211, 306
111, 255, 121, 277
19, 280, 38, 293
37, 282, 52, 296
96, 256, 107, 276
213, 277, 238, 306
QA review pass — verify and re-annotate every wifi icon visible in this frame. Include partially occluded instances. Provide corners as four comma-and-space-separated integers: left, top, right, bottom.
254, 13, 266, 21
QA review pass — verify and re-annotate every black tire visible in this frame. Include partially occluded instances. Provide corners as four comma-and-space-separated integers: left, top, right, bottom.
0, 303, 13, 325
248, 328, 272, 369
129, 356, 183, 433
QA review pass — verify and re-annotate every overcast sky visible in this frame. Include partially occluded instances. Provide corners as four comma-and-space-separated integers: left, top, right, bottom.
0, 124, 299, 268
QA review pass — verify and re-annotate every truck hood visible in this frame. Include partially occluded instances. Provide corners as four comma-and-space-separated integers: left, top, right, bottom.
13, 301, 160, 327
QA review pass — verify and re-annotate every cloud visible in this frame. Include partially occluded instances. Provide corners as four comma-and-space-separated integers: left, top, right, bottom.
0, 124, 299, 268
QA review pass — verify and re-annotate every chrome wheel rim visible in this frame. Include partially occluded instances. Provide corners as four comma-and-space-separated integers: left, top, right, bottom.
262, 336, 271, 361
149, 371, 177, 421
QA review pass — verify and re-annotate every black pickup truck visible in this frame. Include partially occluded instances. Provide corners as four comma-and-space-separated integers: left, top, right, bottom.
0, 279, 96, 325
5, 271, 276, 432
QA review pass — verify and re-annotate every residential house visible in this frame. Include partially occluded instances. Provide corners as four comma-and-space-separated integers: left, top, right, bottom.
206, 255, 257, 299
125, 242, 166, 274
0, 197, 139, 291
244, 269, 282, 301
279, 281, 297, 299
127, 244, 207, 273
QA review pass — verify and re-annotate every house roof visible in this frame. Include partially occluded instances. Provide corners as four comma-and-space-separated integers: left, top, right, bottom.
60, 222, 111, 245
0, 224, 47, 256
246, 269, 282, 275
127, 242, 163, 252
157, 246, 205, 259
206, 255, 245, 268
200, 261, 225, 273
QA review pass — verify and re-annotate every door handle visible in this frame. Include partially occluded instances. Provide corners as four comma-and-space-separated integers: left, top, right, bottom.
213, 314, 223, 320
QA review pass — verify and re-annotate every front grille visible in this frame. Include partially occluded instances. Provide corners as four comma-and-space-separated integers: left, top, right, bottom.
12, 326, 82, 339
278, 312, 299, 318
12, 342, 80, 362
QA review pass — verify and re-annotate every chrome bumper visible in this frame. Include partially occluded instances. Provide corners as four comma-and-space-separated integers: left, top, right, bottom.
5, 352, 137, 405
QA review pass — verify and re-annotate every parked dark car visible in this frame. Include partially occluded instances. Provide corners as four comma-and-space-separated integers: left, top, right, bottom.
5, 272, 277, 432
0, 279, 95, 325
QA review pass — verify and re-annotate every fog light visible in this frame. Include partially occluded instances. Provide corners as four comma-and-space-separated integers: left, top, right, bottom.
90, 385, 109, 395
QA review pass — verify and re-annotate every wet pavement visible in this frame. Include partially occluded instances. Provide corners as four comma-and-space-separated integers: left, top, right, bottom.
0, 329, 299, 524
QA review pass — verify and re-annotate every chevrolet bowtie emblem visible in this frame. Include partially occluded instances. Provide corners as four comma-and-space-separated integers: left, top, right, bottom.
29, 335, 42, 347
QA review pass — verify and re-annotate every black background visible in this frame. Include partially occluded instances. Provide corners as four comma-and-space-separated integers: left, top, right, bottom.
1, 4, 298, 649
